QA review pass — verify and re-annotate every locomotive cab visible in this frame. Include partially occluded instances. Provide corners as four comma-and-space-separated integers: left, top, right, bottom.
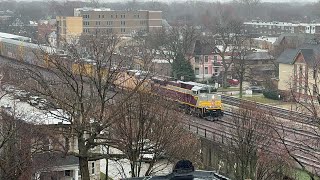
191, 85, 223, 120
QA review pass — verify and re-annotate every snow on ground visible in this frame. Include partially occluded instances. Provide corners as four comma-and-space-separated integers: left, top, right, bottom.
0, 93, 70, 125
100, 147, 173, 179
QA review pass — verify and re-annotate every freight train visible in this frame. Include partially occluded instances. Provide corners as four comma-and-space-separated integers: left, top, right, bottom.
151, 78, 223, 120
0, 36, 223, 120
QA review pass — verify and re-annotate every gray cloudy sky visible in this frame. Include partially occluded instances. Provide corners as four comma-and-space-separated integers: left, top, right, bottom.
18, 0, 318, 2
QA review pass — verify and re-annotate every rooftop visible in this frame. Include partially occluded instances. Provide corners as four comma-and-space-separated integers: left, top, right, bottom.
0, 32, 31, 42
0, 93, 70, 125
244, 21, 320, 26
253, 36, 278, 44
122, 170, 230, 180
75, 7, 161, 12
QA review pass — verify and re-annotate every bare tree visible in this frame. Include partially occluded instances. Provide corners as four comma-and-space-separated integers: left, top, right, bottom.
0, 105, 63, 179
205, 4, 244, 88
237, 0, 260, 20
278, 53, 320, 179
231, 35, 251, 98
147, 26, 199, 79
11, 33, 155, 180
224, 103, 291, 180
110, 91, 201, 177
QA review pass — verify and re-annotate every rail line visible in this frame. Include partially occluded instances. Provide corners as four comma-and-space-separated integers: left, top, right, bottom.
184, 116, 320, 172
222, 95, 316, 125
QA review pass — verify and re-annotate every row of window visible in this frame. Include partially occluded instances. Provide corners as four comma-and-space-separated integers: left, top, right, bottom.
83, 21, 125, 26
84, 13, 141, 19
194, 55, 218, 63
194, 67, 220, 75
83, 28, 127, 33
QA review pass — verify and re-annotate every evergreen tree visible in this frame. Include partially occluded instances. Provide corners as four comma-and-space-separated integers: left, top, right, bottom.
172, 52, 195, 81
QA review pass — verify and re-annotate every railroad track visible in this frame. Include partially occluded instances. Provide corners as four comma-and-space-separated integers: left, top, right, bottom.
222, 95, 316, 125
185, 115, 320, 172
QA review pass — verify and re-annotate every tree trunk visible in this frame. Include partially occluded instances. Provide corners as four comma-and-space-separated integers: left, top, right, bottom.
79, 156, 90, 180
222, 71, 228, 89
239, 80, 243, 98
78, 136, 90, 180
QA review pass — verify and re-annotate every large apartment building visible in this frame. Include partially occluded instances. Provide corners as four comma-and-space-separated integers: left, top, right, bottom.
244, 20, 320, 36
74, 7, 162, 35
56, 16, 83, 46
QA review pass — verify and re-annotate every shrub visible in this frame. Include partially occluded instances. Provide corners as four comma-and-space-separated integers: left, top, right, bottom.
263, 90, 280, 100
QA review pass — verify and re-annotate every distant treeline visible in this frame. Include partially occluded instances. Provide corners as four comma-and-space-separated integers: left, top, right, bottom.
0, 0, 320, 26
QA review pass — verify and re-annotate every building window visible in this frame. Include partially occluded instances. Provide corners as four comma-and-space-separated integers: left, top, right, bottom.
120, 14, 126, 18
107, 21, 113, 26
102, 15, 104, 18
91, 162, 95, 174
205, 67, 208, 74
65, 170, 71, 177
121, 28, 126, 33
204, 56, 208, 63
96, 21, 100, 26
195, 68, 199, 75
83, 14, 89, 19
213, 55, 217, 62
111, 14, 113, 18
98, 15, 100, 18
195, 56, 200, 63
214, 67, 219, 76
121, 21, 126, 26
299, 65, 303, 77
313, 69, 317, 79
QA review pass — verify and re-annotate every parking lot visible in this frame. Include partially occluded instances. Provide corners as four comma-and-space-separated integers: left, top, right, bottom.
1, 83, 55, 111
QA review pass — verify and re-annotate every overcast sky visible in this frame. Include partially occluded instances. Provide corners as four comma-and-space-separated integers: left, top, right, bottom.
16, 0, 318, 2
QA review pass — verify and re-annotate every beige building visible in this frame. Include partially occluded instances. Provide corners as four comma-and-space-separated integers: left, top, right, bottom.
277, 46, 320, 100
56, 16, 83, 46
74, 8, 162, 36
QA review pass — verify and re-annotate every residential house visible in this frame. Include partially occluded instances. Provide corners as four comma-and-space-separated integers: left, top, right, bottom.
37, 19, 56, 44
272, 33, 316, 57
232, 50, 276, 84
252, 36, 277, 50
0, 99, 103, 180
190, 40, 222, 81
277, 43, 320, 100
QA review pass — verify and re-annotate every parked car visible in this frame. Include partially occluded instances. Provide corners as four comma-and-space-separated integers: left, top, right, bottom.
247, 86, 264, 93
36, 99, 49, 110
2, 84, 15, 93
28, 96, 41, 106
13, 90, 30, 101
227, 79, 239, 86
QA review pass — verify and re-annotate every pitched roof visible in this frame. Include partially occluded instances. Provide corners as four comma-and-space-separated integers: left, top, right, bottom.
276, 49, 299, 64
273, 33, 316, 47
244, 51, 274, 60
298, 49, 314, 64
193, 40, 219, 55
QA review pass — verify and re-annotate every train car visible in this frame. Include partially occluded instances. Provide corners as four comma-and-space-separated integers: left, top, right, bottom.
0, 37, 59, 68
151, 78, 223, 121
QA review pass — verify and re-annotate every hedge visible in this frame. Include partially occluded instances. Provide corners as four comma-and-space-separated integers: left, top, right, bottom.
263, 90, 280, 100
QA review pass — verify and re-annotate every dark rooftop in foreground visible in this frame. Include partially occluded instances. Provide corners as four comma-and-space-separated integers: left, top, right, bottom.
122, 170, 230, 180
122, 160, 230, 180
